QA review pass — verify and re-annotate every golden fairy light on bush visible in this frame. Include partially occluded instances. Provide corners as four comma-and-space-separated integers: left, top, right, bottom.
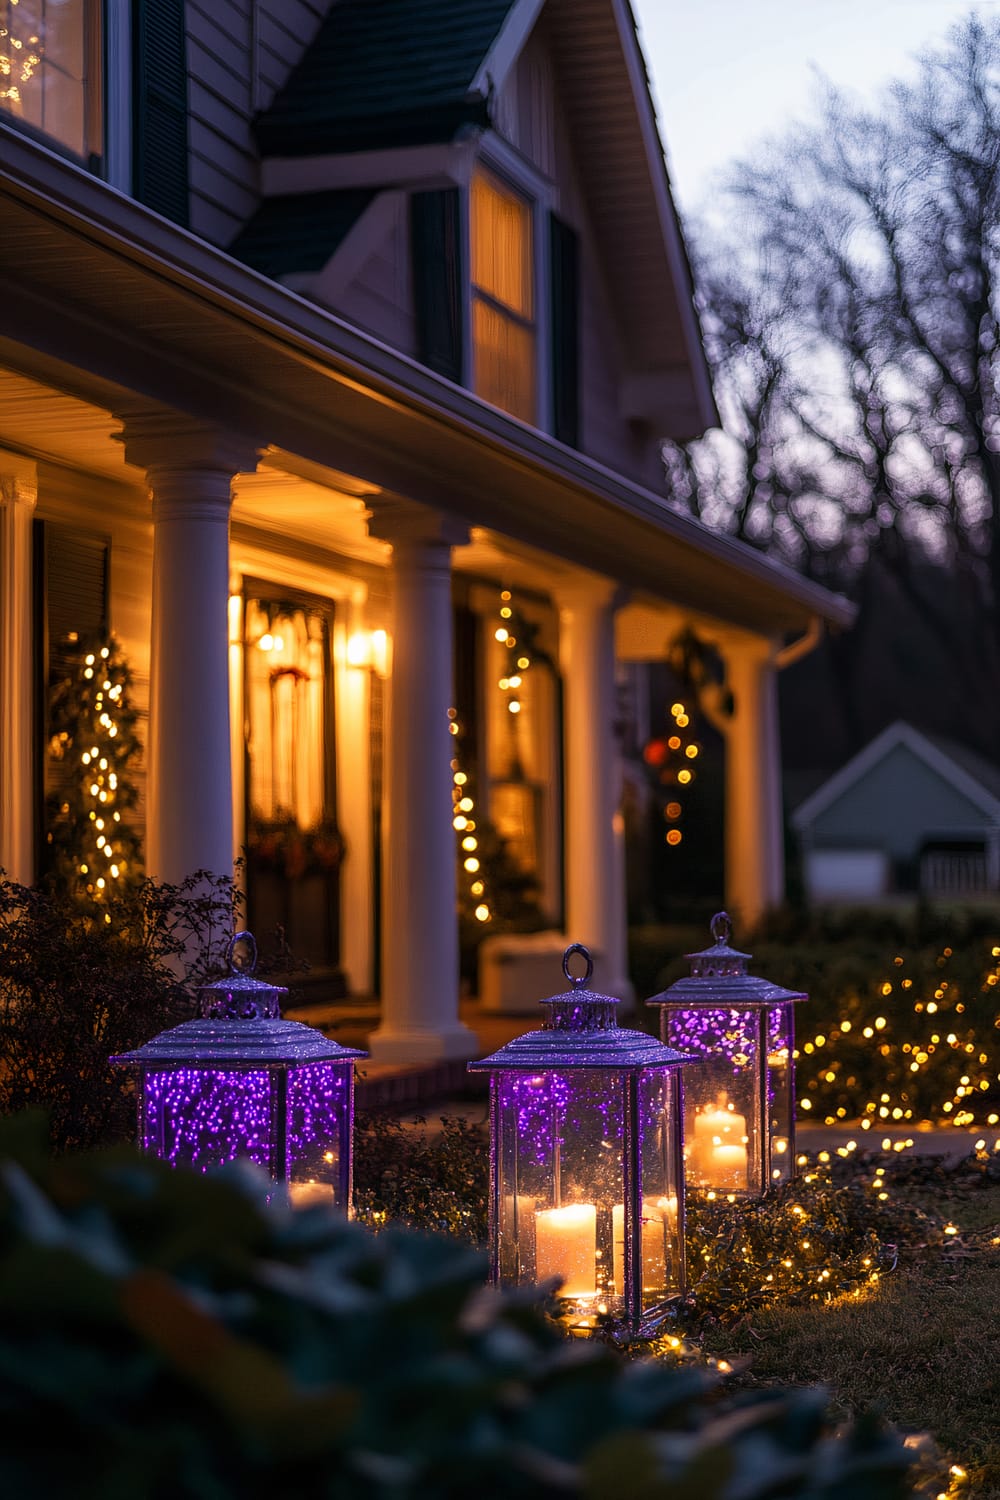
795, 942, 1000, 1128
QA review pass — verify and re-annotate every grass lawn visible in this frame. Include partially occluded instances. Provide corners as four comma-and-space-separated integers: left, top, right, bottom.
699, 1174, 1000, 1498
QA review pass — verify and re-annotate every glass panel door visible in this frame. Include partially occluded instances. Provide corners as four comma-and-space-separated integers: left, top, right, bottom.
243, 590, 341, 975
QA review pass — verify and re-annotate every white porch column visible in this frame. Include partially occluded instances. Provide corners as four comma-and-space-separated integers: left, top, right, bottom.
557, 577, 632, 1001
366, 501, 477, 1063
0, 454, 37, 884
119, 416, 258, 886
722, 634, 784, 930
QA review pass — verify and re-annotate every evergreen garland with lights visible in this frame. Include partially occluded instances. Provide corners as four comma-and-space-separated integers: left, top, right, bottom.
45, 636, 143, 913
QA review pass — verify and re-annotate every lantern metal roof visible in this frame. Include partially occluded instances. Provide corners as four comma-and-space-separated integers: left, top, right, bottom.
469, 943, 693, 1073
112, 931, 366, 1069
646, 912, 807, 1010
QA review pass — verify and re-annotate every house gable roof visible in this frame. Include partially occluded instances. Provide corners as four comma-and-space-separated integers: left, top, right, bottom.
792, 721, 1000, 831
254, 0, 515, 158
243, 0, 716, 437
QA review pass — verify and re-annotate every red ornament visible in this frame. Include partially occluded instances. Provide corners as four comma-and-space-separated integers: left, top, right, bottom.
643, 738, 668, 767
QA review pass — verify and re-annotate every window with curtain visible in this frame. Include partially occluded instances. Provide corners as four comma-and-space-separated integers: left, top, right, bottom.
471, 167, 537, 425
0, 0, 102, 160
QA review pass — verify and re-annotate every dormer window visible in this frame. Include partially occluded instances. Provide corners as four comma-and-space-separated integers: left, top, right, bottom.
470, 167, 536, 426
410, 158, 578, 446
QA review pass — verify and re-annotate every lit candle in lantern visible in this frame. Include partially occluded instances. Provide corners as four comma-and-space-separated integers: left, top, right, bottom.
288, 1179, 336, 1209
534, 1203, 597, 1297
690, 1100, 748, 1188
612, 1196, 678, 1292
711, 1144, 748, 1189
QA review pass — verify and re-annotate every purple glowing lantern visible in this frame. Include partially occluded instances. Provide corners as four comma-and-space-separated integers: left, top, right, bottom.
113, 931, 366, 1211
469, 943, 692, 1339
646, 912, 806, 1199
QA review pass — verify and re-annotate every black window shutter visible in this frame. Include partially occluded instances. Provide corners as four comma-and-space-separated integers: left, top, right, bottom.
411, 188, 464, 384
549, 213, 580, 448
132, 0, 190, 226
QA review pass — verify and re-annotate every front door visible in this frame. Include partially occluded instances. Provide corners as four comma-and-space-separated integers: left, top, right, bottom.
243, 587, 343, 987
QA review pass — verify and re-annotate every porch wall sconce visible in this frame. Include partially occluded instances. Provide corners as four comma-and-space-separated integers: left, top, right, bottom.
112, 931, 366, 1211
346, 627, 389, 677
645, 913, 807, 1199
469, 943, 692, 1339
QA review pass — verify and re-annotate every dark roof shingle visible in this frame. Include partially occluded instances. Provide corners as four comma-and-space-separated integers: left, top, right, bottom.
255, 0, 516, 158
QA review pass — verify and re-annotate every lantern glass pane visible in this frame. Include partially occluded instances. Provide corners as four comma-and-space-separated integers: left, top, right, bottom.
286, 1061, 352, 1209
496, 1068, 624, 1308
141, 1067, 273, 1172
768, 1003, 795, 1184
665, 1008, 761, 1194
635, 1069, 684, 1300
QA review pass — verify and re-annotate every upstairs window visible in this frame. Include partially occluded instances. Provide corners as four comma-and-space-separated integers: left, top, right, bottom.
471, 167, 536, 425
0, 0, 102, 161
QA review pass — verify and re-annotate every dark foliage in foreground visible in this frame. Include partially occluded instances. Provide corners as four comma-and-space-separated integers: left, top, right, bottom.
0, 1113, 918, 1499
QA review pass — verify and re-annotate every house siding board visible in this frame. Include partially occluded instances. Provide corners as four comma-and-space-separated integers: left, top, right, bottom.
254, 0, 512, 156
185, 0, 327, 245
808, 744, 990, 860
332, 198, 418, 353
488, 24, 664, 482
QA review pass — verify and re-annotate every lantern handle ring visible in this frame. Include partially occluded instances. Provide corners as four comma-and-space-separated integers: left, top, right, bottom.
710, 911, 732, 945
226, 930, 258, 975
562, 942, 594, 987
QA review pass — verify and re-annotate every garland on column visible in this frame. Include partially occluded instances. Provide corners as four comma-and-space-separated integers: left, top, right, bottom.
642, 628, 731, 850
45, 636, 143, 915
450, 589, 545, 944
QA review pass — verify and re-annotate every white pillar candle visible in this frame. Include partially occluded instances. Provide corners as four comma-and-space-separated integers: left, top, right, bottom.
534, 1204, 597, 1297
693, 1105, 747, 1149
288, 1179, 336, 1209
612, 1197, 679, 1292
690, 1103, 749, 1189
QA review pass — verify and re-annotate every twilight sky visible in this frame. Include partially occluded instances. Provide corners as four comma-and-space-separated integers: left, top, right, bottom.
632, 0, 996, 213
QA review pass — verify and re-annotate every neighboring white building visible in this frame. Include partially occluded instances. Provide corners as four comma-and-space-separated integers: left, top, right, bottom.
0, 0, 852, 1061
792, 722, 1000, 904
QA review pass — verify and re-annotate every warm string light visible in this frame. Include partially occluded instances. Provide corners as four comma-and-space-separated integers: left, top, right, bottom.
494, 588, 532, 714
643, 701, 701, 848
0, 0, 42, 106
796, 944, 1000, 1128
448, 709, 491, 923
448, 589, 535, 926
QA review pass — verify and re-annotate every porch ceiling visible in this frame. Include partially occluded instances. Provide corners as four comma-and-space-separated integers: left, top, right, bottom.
0, 126, 854, 638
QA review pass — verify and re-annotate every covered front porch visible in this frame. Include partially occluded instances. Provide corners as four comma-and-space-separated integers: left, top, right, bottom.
0, 130, 853, 1065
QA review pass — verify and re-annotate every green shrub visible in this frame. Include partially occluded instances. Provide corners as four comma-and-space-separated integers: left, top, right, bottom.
0, 873, 238, 1153
353, 1112, 489, 1244
629, 916, 1000, 1126
0, 1114, 919, 1499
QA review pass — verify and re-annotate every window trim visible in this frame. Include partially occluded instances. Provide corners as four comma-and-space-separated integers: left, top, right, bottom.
466, 133, 554, 434
103, 0, 131, 191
